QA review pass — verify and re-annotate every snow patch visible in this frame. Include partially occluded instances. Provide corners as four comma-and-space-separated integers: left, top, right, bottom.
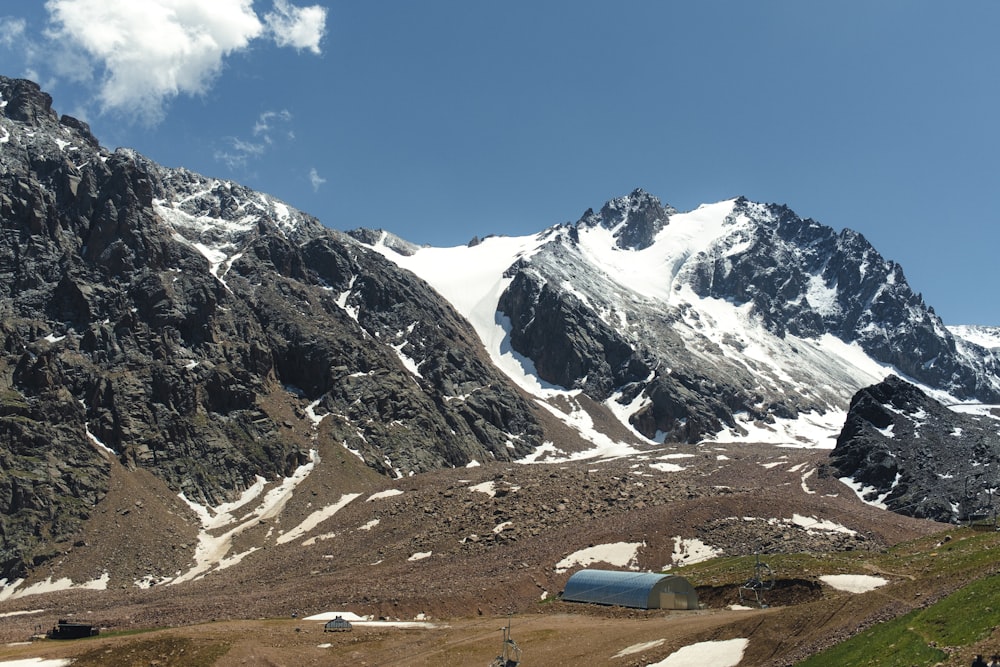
646, 638, 749, 667
85, 422, 117, 456
800, 468, 817, 495
613, 638, 666, 658
664, 536, 721, 568
0, 572, 109, 600
649, 462, 685, 473
171, 451, 318, 584
469, 481, 497, 497
792, 514, 856, 535
367, 489, 404, 501
820, 574, 887, 593
275, 493, 361, 544
554, 541, 643, 573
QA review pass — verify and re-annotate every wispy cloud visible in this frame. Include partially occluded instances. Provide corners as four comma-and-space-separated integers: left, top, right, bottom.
0, 16, 26, 48
253, 109, 293, 143
215, 109, 294, 171
34, 0, 328, 125
309, 167, 326, 192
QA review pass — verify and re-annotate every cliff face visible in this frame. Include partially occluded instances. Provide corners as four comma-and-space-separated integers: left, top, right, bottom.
0, 76, 542, 579
831, 375, 1000, 523
483, 191, 1000, 444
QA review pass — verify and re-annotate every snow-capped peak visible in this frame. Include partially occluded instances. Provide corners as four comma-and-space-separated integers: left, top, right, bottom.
360, 190, 1000, 456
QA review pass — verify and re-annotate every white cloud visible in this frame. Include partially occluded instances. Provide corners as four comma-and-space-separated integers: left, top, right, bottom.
215, 109, 294, 170
39, 0, 327, 124
264, 0, 327, 54
253, 109, 293, 142
309, 167, 326, 192
0, 17, 27, 48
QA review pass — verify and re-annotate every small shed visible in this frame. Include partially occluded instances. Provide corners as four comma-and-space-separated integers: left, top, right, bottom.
562, 569, 698, 610
323, 616, 353, 632
47, 619, 99, 639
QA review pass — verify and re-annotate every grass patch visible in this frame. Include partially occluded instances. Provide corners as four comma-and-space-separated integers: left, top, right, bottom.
798, 573, 1000, 666
71, 636, 230, 667
797, 609, 948, 667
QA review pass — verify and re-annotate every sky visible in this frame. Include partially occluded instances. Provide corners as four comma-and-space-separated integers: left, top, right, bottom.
0, 1, 997, 325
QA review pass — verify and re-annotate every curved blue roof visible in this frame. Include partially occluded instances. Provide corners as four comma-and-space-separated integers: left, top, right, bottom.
563, 569, 692, 609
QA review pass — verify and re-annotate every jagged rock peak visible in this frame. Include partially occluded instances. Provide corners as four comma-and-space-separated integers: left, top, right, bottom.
577, 188, 677, 250
346, 228, 423, 256
831, 375, 1000, 523
0, 76, 57, 126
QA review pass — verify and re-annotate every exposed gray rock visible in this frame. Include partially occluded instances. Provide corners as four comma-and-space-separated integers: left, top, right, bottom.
493, 190, 999, 443
0, 75, 543, 579
830, 375, 1000, 522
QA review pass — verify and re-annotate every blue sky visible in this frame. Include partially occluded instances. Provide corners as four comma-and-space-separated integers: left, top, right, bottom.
1, 2, 998, 325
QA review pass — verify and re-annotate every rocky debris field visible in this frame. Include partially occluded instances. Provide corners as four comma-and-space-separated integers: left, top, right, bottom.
0, 441, 951, 666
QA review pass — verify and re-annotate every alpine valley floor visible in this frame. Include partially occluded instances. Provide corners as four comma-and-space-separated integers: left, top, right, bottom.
2, 440, 991, 667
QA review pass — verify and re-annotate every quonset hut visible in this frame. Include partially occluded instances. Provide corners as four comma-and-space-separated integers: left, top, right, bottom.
562, 569, 699, 610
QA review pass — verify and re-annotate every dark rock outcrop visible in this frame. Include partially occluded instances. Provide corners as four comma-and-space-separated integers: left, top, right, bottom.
0, 76, 543, 579
576, 187, 675, 250
830, 375, 1000, 522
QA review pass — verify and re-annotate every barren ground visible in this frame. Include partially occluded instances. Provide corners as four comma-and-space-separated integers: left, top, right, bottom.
0, 442, 956, 666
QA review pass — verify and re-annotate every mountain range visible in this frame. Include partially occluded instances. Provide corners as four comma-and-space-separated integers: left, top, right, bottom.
2, 75, 1000, 664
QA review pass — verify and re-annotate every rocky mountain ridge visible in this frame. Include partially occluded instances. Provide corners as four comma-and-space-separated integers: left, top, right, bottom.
365, 189, 1000, 449
831, 374, 1000, 523
0, 76, 545, 580
1, 73, 998, 615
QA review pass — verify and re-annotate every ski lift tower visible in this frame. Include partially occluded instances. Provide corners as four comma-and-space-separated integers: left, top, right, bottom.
489, 616, 522, 667
738, 552, 775, 608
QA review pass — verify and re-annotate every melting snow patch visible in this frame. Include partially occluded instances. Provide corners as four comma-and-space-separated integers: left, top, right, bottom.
469, 481, 497, 497
613, 638, 666, 658
390, 339, 423, 378
665, 536, 721, 568
646, 638, 749, 667
171, 451, 318, 584
792, 514, 856, 535
493, 521, 513, 534
359, 519, 380, 531
0, 609, 44, 619
839, 474, 898, 510
649, 462, 685, 473
800, 468, 817, 495
85, 423, 117, 456
367, 489, 404, 501
517, 441, 563, 463
554, 541, 643, 573
304, 611, 371, 622
408, 551, 432, 561
0, 660, 73, 667
304, 399, 329, 427
275, 493, 361, 545
2, 573, 109, 600
820, 574, 887, 593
